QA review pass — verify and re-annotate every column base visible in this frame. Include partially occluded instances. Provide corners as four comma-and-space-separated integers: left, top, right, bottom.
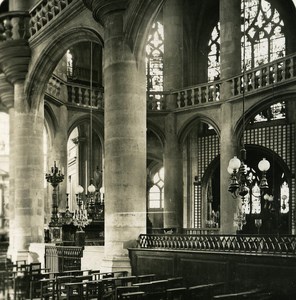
101, 256, 132, 274
9, 248, 29, 263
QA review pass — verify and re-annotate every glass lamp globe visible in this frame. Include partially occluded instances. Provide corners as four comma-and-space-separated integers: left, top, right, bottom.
258, 158, 270, 172
88, 184, 96, 193
228, 156, 241, 171
227, 166, 234, 174
76, 185, 84, 194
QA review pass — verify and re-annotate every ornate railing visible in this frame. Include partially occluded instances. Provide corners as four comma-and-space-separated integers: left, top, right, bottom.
29, 0, 74, 37
0, 12, 30, 42
138, 234, 296, 256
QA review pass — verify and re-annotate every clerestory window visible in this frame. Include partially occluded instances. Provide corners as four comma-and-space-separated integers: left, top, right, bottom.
208, 0, 285, 82
146, 19, 164, 110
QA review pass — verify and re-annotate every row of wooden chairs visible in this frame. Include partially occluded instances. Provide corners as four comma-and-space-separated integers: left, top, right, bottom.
0, 259, 50, 299
38, 270, 154, 300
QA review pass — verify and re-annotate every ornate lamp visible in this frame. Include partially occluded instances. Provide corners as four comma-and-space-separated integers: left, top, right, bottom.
227, 152, 270, 199
73, 185, 91, 232
45, 161, 64, 227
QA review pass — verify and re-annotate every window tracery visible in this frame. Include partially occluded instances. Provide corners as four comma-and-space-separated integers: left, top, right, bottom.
149, 167, 164, 209
207, 0, 285, 81
146, 21, 164, 93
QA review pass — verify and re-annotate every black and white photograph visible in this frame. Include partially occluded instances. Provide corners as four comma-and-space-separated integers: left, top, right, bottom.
0, 0, 295, 299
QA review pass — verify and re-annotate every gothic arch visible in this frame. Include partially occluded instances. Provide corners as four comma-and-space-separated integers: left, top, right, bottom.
26, 27, 103, 110
178, 114, 220, 145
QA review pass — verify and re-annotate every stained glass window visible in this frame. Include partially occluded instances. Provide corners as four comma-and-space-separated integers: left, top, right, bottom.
207, 0, 285, 81
146, 21, 164, 92
252, 101, 286, 123
208, 23, 220, 82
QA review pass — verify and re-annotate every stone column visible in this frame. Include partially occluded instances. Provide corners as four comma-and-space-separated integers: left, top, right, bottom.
103, 11, 146, 272
12, 81, 44, 261
0, 74, 15, 258
0, 5, 43, 258
162, 0, 184, 230
219, 0, 241, 233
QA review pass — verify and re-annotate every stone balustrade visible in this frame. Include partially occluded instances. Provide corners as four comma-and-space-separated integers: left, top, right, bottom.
0, 12, 30, 42
230, 52, 296, 97
173, 81, 221, 109
29, 0, 74, 37
46, 74, 64, 99
67, 83, 104, 109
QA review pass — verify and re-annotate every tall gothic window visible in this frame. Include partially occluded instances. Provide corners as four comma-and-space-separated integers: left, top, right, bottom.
146, 20, 164, 109
207, 0, 285, 81
149, 167, 164, 209
208, 23, 221, 82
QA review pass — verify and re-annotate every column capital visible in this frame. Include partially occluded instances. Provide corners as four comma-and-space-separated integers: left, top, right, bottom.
0, 39, 31, 84
0, 12, 31, 84
0, 73, 14, 109
83, 0, 128, 25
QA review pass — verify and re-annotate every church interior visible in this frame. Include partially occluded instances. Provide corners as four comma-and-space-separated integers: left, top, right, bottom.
0, 0, 296, 299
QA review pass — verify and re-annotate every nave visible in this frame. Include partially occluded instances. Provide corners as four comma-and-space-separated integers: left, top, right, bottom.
0, 258, 278, 300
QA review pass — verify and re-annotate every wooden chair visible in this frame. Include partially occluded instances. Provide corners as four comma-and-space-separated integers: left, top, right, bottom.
55, 275, 74, 300
146, 280, 168, 300
213, 288, 264, 299
132, 282, 152, 294
40, 277, 56, 300
188, 282, 226, 300
121, 291, 145, 299
115, 286, 140, 300
166, 287, 187, 300
102, 277, 117, 299
167, 277, 184, 289
136, 274, 156, 283
29, 272, 50, 300
14, 273, 31, 300
65, 282, 85, 300
115, 276, 137, 287
85, 280, 104, 300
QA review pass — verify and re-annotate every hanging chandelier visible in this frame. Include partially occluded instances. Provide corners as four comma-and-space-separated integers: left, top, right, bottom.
227, 148, 270, 198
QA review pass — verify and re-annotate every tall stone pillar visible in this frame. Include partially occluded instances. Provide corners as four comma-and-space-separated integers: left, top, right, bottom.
0, 5, 44, 260
163, 0, 184, 230
0, 74, 15, 258
103, 11, 146, 272
11, 81, 44, 261
219, 0, 241, 233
